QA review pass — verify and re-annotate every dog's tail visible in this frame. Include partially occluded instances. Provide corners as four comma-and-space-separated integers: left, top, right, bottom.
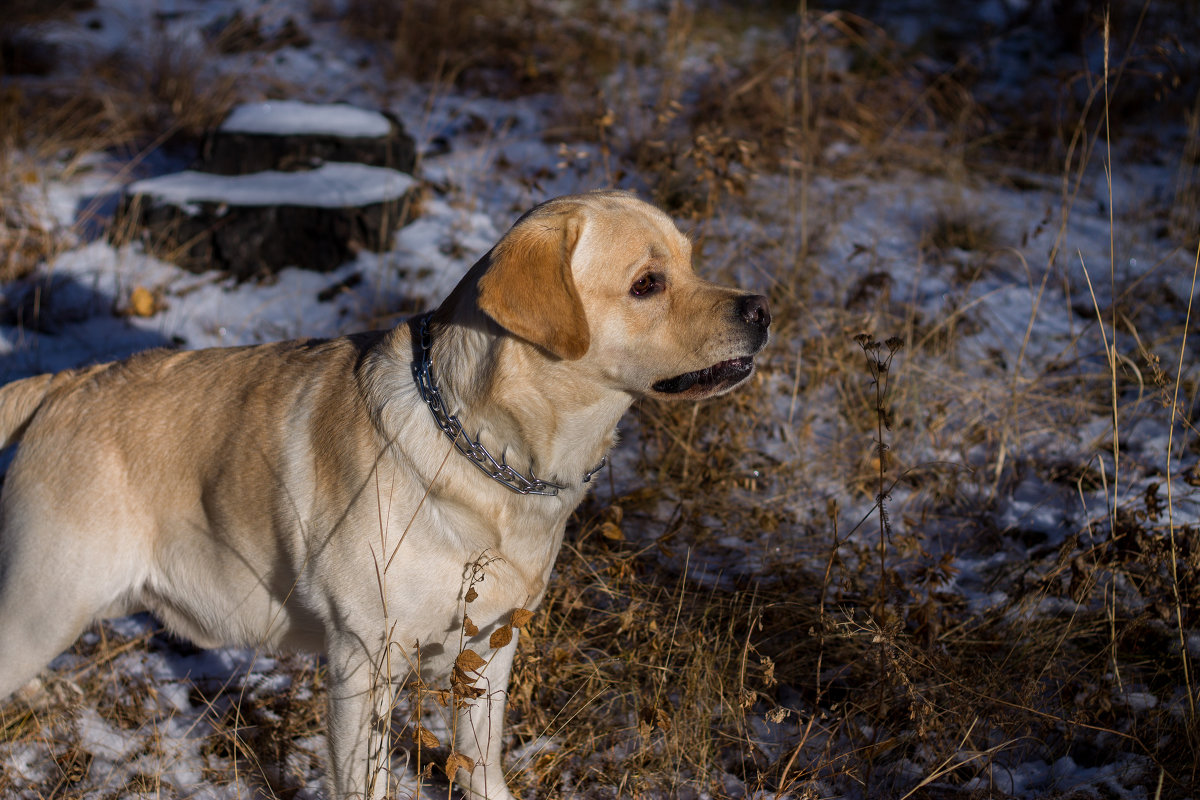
0, 373, 54, 449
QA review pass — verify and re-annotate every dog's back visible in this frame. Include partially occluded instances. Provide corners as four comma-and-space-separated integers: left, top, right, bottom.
0, 371, 67, 449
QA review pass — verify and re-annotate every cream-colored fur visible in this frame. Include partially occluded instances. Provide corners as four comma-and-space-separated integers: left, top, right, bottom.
0, 191, 770, 800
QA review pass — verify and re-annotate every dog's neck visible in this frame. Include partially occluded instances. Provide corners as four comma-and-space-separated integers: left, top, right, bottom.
421, 306, 627, 493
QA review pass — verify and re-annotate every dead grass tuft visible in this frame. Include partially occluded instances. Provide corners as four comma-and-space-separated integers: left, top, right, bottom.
0, 22, 240, 280
89, 39, 240, 144
563, 3, 987, 225
506, 509, 819, 798
923, 211, 1001, 256
339, 0, 622, 98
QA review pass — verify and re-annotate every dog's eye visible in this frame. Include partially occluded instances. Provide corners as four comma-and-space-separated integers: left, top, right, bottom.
630, 274, 663, 297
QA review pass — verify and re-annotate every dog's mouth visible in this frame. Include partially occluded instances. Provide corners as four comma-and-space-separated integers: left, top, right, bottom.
651, 356, 755, 397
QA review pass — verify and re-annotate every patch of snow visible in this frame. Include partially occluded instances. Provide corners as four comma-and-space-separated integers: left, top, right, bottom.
4, 743, 48, 783
220, 100, 393, 138
1113, 687, 1158, 712
77, 708, 139, 761
126, 162, 416, 211
105, 613, 160, 639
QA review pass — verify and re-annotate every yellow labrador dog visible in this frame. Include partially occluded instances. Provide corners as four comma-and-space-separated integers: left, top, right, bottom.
0, 190, 770, 799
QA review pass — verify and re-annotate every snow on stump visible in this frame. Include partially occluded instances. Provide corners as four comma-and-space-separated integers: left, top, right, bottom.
116, 162, 419, 279
202, 100, 416, 175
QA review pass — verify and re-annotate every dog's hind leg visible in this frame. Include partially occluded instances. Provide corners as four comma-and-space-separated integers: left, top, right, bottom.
0, 497, 145, 701
0, 554, 89, 700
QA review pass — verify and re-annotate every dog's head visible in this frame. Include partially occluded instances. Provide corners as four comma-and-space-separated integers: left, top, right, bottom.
475, 190, 770, 401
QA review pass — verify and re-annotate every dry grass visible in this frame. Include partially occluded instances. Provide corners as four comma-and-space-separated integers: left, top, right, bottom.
0, 7, 240, 283
337, 0, 624, 98
2, 1, 1200, 799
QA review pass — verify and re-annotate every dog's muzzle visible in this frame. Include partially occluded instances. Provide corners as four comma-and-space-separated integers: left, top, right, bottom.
651, 294, 771, 395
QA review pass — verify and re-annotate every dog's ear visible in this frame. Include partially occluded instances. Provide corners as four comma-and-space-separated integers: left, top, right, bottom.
477, 208, 589, 360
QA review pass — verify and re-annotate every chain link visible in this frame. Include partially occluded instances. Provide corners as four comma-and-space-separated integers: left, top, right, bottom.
413, 314, 605, 496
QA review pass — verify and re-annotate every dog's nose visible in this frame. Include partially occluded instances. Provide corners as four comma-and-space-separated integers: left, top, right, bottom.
739, 294, 771, 329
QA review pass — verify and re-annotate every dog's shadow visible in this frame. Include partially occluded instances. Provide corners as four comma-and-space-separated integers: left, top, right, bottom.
0, 271, 176, 381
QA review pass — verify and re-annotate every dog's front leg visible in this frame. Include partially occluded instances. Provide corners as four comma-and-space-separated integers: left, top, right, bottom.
454, 631, 520, 800
326, 631, 396, 800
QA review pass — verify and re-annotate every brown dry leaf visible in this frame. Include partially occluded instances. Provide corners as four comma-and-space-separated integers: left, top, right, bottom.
455, 648, 486, 674
428, 689, 452, 707
463, 616, 479, 636
617, 605, 635, 633
451, 666, 470, 688
415, 725, 440, 749
489, 624, 513, 649
453, 681, 485, 701
637, 717, 653, 739
451, 666, 478, 691
444, 751, 476, 778
599, 521, 624, 541
510, 608, 534, 629
765, 706, 790, 724
129, 286, 157, 317
464, 586, 478, 603
640, 703, 673, 733
760, 655, 777, 688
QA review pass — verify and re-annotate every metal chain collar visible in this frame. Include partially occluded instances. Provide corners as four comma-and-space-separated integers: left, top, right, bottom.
412, 313, 606, 497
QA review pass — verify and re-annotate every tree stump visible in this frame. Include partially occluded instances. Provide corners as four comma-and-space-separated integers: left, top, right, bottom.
117, 162, 419, 279
201, 100, 416, 175
114, 101, 422, 278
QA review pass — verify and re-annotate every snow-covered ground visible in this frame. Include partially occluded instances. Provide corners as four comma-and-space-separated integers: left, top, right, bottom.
1, 1, 1198, 798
